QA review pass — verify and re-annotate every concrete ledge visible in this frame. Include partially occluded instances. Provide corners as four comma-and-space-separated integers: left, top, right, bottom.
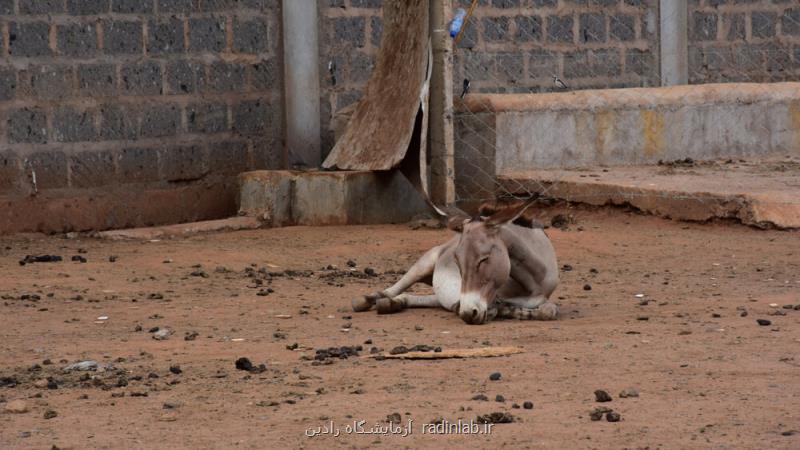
238, 170, 430, 226
500, 158, 800, 229
0, 180, 237, 235
455, 83, 800, 173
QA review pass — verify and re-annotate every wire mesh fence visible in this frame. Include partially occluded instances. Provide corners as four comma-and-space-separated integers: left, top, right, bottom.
446, 0, 800, 221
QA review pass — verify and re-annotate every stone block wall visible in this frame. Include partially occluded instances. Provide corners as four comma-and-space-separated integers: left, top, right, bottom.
0, 0, 283, 232
688, 0, 800, 83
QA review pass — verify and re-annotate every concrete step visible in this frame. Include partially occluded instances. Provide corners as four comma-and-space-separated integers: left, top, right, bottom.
238, 170, 430, 227
499, 157, 800, 229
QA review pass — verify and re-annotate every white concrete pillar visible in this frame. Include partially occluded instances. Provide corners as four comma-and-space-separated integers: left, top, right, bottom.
282, 0, 321, 168
660, 0, 688, 86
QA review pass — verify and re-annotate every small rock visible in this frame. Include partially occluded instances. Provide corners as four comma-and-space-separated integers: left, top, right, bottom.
108, 255, 117, 262
364, 267, 376, 276
489, 372, 502, 381
43, 409, 57, 419
561, 264, 573, 271
606, 411, 621, 422
523, 401, 533, 409
153, 328, 173, 340
414, 325, 423, 331
71, 255, 87, 263
169, 365, 182, 375
4, 400, 29, 414
389, 346, 409, 355
471, 394, 488, 401
594, 390, 612, 402
476, 412, 514, 424
583, 284, 592, 291
740, 311, 748, 317
163, 400, 183, 409
184, 331, 199, 341
619, 388, 639, 398
757, 319, 772, 326
386, 412, 402, 423
63, 360, 100, 372
235, 357, 254, 371
495, 395, 505, 402
347, 260, 357, 268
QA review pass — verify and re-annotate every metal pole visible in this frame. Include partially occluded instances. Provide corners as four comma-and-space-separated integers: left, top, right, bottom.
428, 0, 456, 206
660, 0, 688, 86
282, 0, 322, 168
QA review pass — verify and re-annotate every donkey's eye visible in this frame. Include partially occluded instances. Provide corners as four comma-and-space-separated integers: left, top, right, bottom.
478, 256, 489, 266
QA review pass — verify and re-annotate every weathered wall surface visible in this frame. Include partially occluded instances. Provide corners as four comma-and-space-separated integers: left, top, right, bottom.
453, 0, 661, 94
0, 0, 283, 233
688, 0, 800, 84
461, 83, 800, 173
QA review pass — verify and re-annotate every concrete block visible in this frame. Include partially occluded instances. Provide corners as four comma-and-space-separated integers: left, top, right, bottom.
157, 0, 194, 13
100, 104, 138, 140
31, 65, 74, 100
0, 68, 16, 101
547, 15, 573, 43
233, 18, 269, 54
482, 17, 510, 42
207, 61, 246, 93
119, 147, 159, 182
233, 99, 270, 136
7, 108, 47, 144
29, 151, 68, 189
69, 150, 116, 188
187, 102, 228, 134
147, 18, 185, 55
53, 107, 97, 142
113, 0, 154, 14
208, 140, 249, 175
249, 58, 279, 91
8, 22, 52, 57
67, 0, 109, 15
77, 63, 116, 96
332, 17, 366, 48
0, 0, 13, 14
514, 16, 542, 42
103, 20, 143, 54
20, 0, 64, 14
189, 17, 226, 52
140, 103, 180, 138
160, 145, 207, 181
238, 170, 430, 227
579, 13, 606, 43
166, 60, 206, 94
120, 61, 162, 95
57, 23, 98, 57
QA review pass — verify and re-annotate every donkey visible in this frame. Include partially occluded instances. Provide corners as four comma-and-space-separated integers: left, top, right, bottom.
352, 202, 559, 324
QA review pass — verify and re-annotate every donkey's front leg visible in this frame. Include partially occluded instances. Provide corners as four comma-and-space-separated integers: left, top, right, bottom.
352, 243, 448, 312
496, 296, 558, 320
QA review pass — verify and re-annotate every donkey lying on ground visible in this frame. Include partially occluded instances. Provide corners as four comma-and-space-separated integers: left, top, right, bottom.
352, 201, 559, 324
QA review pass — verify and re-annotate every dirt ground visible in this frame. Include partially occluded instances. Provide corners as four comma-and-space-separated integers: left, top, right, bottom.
1, 206, 799, 449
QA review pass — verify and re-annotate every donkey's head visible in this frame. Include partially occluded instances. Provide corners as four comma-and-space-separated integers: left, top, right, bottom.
446, 202, 534, 325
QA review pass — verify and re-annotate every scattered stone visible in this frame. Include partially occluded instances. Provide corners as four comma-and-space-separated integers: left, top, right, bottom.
71, 255, 87, 263
561, 264, 573, 271
550, 214, 570, 229
495, 395, 505, 402
314, 346, 362, 362
19, 255, 62, 265
63, 360, 101, 372
489, 372, 502, 381
757, 319, 772, 326
364, 267, 377, 276
476, 412, 514, 424
163, 400, 183, 409
389, 346, 409, 355
782, 430, 796, 436
347, 260, 357, 267
414, 325, 423, 331
184, 331, 199, 341
235, 357, 266, 373
619, 388, 639, 398
637, 316, 649, 321
594, 390, 612, 402
190, 270, 209, 278
43, 409, 57, 419
583, 284, 592, 291
4, 400, 29, 414
471, 394, 488, 401
606, 411, 621, 422
740, 311, 748, 317
386, 412, 402, 423
108, 255, 118, 262
590, 406, 613, 421
169, 365, 182, 375
153, 328, 173, 340
512, 403, 520, 409
523, 401, 534, 409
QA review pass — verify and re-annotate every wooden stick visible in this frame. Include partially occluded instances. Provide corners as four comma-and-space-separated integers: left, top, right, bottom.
369, 346, 524, 360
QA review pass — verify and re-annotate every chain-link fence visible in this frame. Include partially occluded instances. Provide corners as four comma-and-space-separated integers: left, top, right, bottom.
446, 0, 800, 225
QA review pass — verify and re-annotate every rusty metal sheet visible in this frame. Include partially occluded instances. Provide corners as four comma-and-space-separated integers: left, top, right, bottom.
322, 0, 430, 171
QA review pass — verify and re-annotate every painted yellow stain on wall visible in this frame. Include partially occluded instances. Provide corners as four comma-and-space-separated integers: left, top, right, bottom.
791, 101, 800, 150
641, 110, 665, 157
594, 110, 614, 162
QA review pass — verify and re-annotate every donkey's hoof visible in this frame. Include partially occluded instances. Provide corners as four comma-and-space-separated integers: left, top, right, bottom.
538, 302, 558, 320
376, 298, 405, 314
352, 297, 374, 312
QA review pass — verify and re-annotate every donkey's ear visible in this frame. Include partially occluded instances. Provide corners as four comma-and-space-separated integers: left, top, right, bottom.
438, 205, 471, 233
484, 199, 536, 228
